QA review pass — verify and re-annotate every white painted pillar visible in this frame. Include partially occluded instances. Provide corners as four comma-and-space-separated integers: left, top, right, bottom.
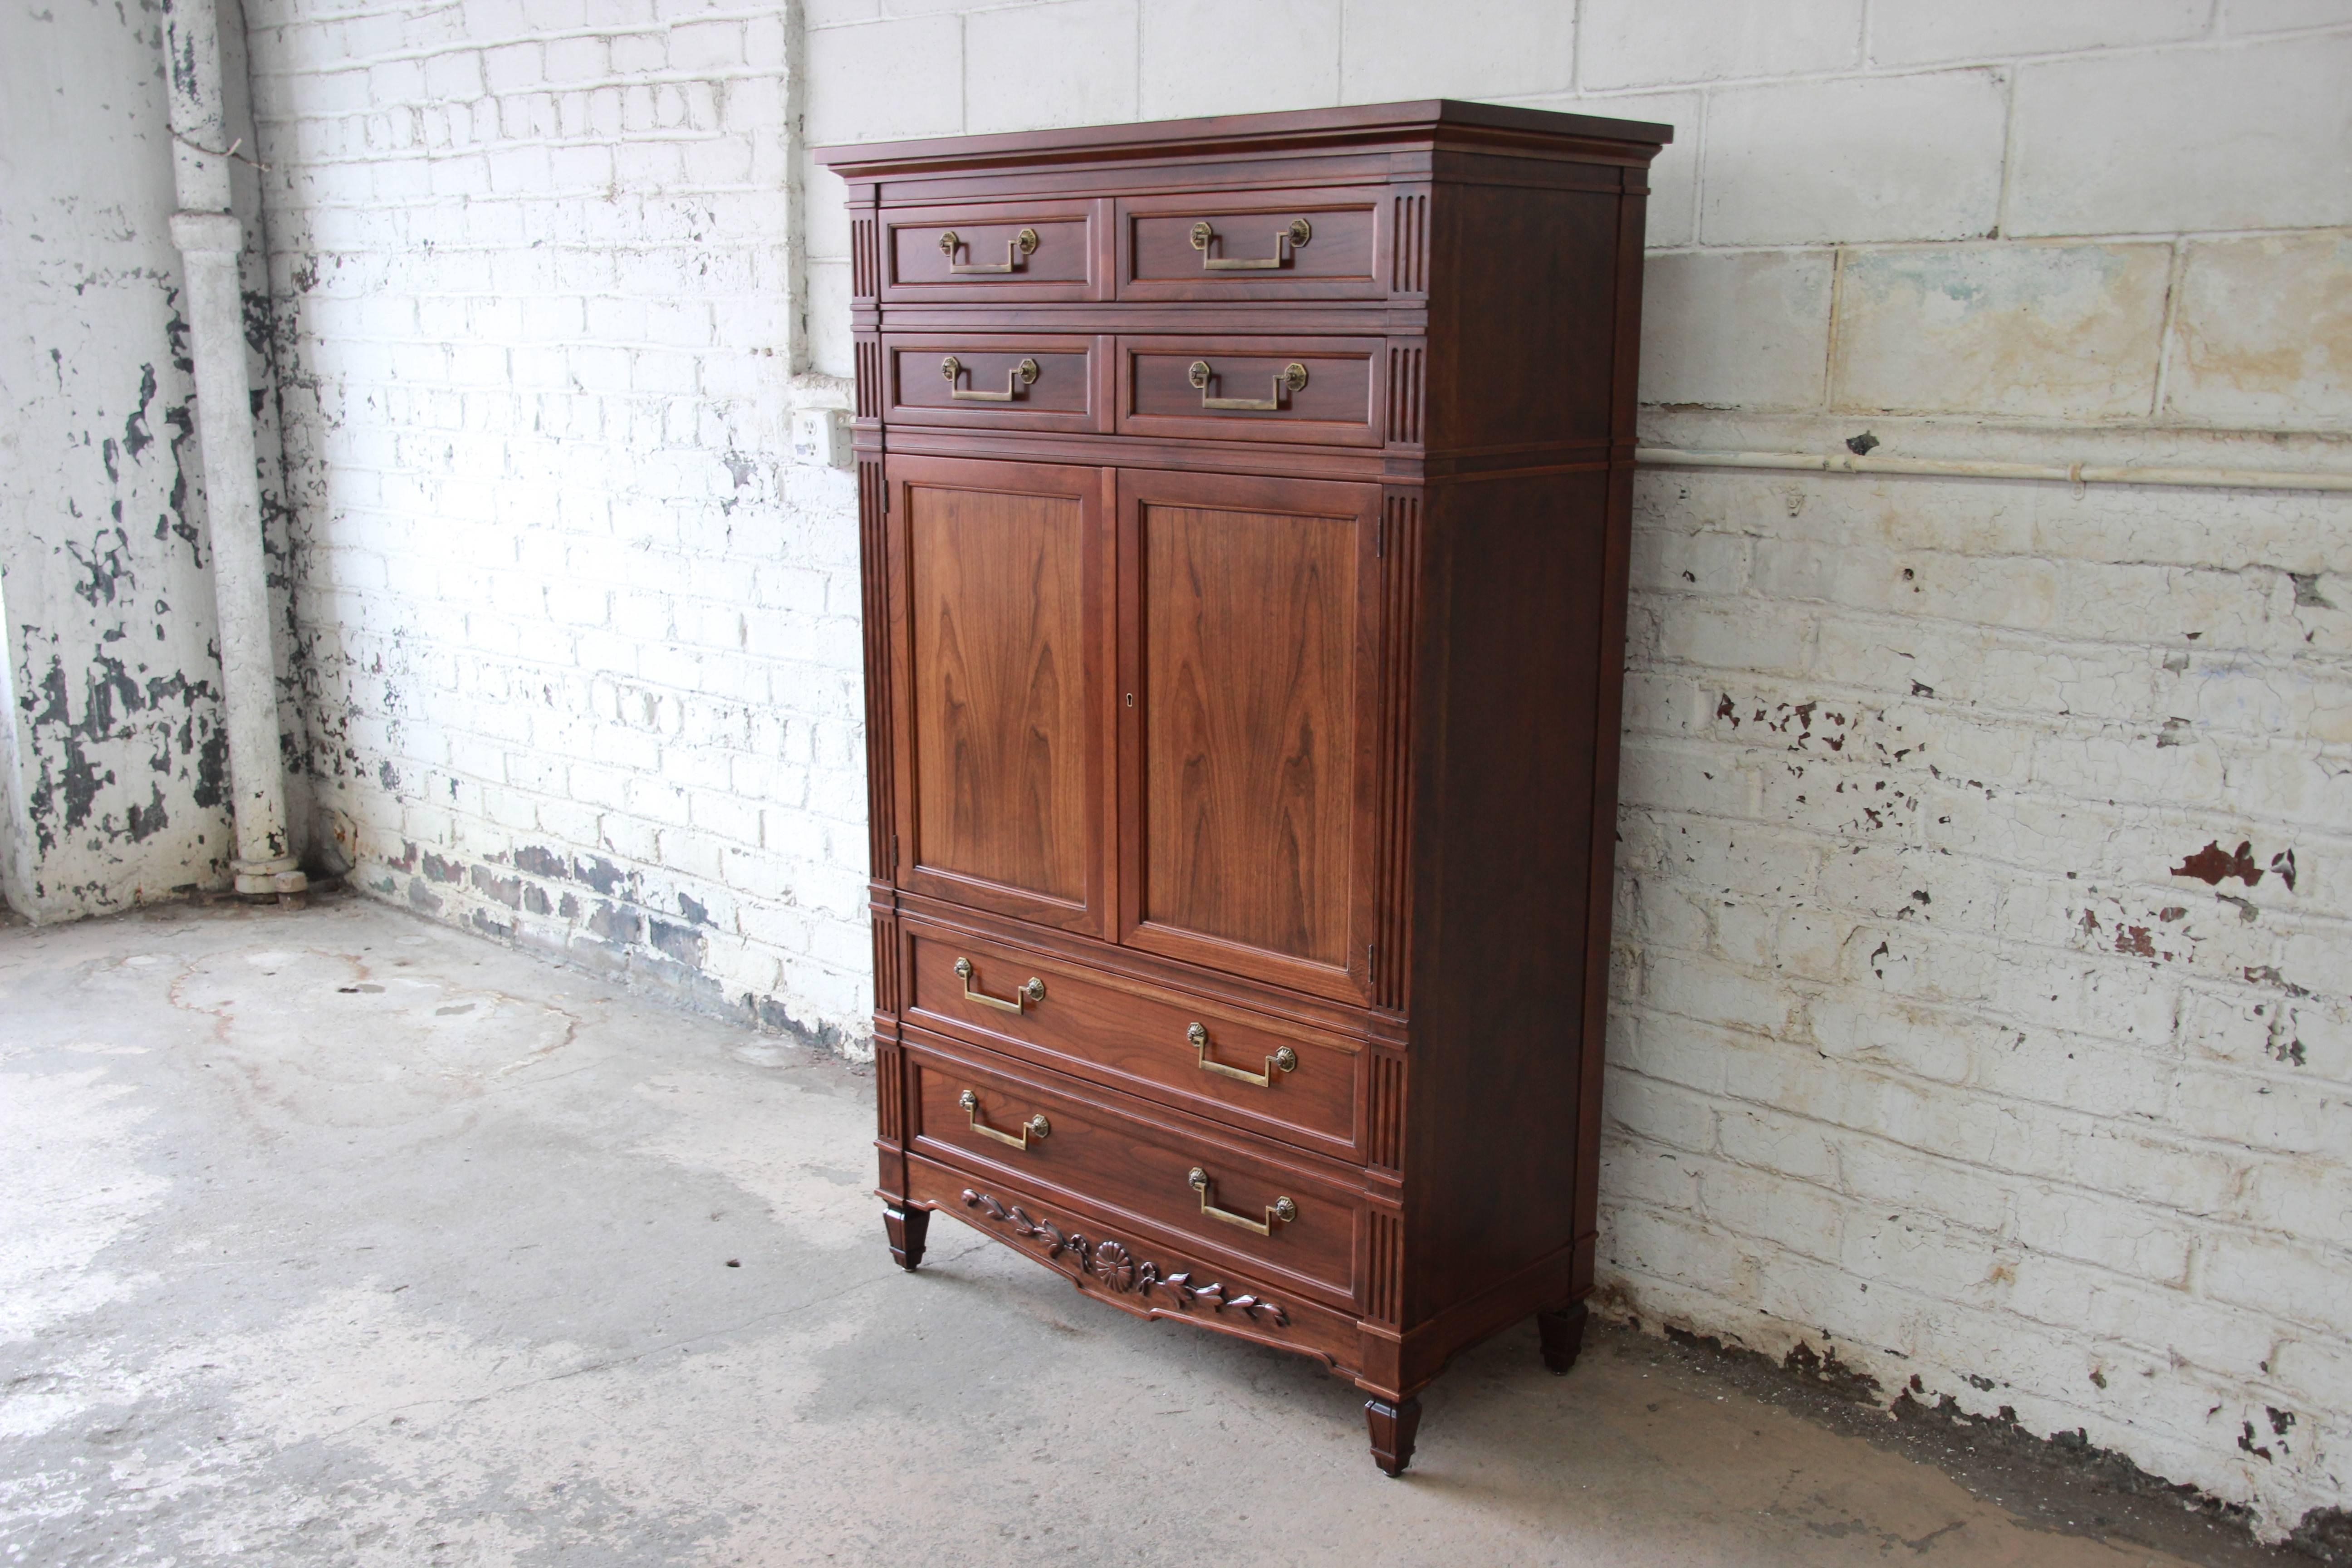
163, 0, 304, 897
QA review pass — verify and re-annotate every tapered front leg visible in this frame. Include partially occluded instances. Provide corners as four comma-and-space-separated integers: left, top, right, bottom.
883, 1202, 930, 1271
1537, 1302, 1590, 1375
1365, 1396, 1422, 1477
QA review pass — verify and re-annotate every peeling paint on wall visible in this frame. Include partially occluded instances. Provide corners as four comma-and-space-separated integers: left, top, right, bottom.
0, 572, 28, 913
2, 8, 223, 917
0, 0, 298, 921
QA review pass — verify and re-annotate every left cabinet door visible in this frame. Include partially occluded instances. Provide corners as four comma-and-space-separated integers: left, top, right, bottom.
887, 454, 1114, 936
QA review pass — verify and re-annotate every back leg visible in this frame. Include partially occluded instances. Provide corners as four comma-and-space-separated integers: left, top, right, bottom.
1537, 1302, 1589, 1375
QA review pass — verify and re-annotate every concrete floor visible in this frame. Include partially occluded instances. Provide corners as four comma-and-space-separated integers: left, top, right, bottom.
0, 896, 2301, 1567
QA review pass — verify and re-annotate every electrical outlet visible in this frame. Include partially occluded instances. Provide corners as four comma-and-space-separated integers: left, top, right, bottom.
790, 407, 852, 469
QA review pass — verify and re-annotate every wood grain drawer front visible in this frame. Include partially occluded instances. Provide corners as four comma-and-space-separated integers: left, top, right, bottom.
906, 1039, 1360, 1303
904, 932, 1361, 1158
884, 201, 1102, 301
884, 335, 1110, 433
1120, 189, 1384, 301
1119, 337, 1380, 447
906, 1157, 1365, 1376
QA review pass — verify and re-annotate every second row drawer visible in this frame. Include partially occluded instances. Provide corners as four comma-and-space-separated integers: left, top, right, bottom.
882, 334, 1394, 448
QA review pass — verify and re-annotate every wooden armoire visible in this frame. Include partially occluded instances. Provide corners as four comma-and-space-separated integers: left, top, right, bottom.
818, 100, 1668, 1476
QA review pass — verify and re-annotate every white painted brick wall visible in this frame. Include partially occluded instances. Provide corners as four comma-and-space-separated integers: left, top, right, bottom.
1831, 243, 2175, 419
1140, 0, 1340, 118
1613, 457, 2349, 1531
1640, 250, 1834, 410
243, 0, 872, 1045
2006, 33, 2352, 237
793, 1, 2352, 1543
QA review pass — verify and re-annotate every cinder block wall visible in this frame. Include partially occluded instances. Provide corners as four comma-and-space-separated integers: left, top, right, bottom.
13, 0, 2332, 1544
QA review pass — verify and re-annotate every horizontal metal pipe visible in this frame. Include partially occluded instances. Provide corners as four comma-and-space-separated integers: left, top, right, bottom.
1634, 446, 2352, 494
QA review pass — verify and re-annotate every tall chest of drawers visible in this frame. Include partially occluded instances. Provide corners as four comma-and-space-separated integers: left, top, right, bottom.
818, 100, 1669, 1475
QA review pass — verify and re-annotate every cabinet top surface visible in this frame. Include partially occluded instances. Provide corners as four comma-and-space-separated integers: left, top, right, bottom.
815, 98, 1672, 180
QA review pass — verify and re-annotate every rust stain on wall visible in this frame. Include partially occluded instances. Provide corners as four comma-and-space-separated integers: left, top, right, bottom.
2169, 840, 2264, 887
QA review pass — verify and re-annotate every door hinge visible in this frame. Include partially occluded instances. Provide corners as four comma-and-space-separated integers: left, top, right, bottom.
1367, 942, 1377, 978
1374, 516, 1385, 558
892, 833, 901, 871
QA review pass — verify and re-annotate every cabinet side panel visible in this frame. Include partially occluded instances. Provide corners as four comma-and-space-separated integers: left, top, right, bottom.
1403, 470, 1611, 1325
1575, 174, 1650, 1293
1426, 181, 1623, 453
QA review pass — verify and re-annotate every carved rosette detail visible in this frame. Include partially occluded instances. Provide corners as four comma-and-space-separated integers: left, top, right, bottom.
960, 1189, 1288, 1326
1089, 1240, 1137, 1293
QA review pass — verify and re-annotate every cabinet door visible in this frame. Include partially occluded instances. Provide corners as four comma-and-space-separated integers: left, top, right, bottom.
891, 455, 1112, 935
1118, 469, 1383, 1002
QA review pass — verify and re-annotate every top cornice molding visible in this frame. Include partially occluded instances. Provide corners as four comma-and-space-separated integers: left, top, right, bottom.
814, 99, 1673, 180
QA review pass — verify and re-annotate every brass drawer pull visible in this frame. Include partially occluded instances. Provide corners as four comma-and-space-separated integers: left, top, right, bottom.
960, 1088, 1049, 1150
941, 355, 1039, 402
1188, 1166, 1295, 1235
1188, 1022, 1297, 1087
1189, 217, 1310, 271
954, 956, 1044, 1012
939, 226, 1039, 274
1188, 359, 1306, 412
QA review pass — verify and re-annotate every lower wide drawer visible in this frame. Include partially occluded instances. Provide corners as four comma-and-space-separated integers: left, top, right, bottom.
904, 1152, 1366, 1376
903, 1034, 1362, 1307
904, 928, 1363, 1161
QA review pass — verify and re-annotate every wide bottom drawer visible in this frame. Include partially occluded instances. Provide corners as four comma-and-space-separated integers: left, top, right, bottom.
903, 1033, 1363, 1308
905, 1152, 1366, 1378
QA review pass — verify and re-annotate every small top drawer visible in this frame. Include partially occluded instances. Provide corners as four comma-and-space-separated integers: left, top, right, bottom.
882, 333, 1111, 433
904, 930, 1362, 1161
882, 200, 1104, 302
1118, 336, 1383, 447
1118, 187, 1386, 301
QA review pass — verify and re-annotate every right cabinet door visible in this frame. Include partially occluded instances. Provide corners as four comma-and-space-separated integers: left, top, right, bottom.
1118, 468, 1384, 1003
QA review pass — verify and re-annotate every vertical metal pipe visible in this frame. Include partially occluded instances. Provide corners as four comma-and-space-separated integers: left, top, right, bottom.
162, 0, 304, 897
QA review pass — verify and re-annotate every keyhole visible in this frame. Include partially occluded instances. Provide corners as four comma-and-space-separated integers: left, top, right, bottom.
1125, 693, 1135, 707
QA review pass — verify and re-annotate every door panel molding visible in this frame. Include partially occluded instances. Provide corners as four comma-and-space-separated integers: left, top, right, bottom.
890, 453, 1116, 936
1116, 467, 1384, 1002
